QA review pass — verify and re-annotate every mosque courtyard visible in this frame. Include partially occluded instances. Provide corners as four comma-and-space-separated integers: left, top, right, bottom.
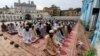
0, 20, 94, 56
0, 0, 100, 56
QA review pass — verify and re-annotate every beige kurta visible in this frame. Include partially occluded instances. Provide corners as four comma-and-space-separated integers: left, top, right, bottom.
44, 35, 58, 56
63, 26, 68, 37
32, 28, 37, 39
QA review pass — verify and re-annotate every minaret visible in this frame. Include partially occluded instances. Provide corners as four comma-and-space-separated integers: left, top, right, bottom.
28, 0, 30, 4
18, 0, 20, 3
31, 1, 34, 4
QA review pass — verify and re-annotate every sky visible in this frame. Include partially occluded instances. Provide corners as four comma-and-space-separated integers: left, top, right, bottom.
0, 0, 82, 10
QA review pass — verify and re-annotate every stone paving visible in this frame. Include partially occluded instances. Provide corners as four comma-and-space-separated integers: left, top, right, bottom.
0, 35, 33, 56
3, 33, 46, 56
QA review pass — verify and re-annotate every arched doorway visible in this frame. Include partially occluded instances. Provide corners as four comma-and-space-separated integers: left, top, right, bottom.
25, 14, 31, 20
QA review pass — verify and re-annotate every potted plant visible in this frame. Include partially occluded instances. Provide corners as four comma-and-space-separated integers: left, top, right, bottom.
84, 49, 96, 56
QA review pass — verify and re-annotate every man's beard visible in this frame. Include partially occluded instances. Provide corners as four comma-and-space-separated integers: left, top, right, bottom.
49, 34, 53, 38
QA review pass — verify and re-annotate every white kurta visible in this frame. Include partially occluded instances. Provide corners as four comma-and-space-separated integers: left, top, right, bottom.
55, 30, 64, 43
18, 27, 23, 36
40, 24, 47, 37
17, 23, 21, 35
53, 23, 59, 28
22, 29, 32, 44
14, 25, 18, 31
53, 34, 61, 45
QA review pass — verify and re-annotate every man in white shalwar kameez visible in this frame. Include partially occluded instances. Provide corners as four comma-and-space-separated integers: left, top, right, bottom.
40, 24, 47, 37
14, 24, 18, 32
17, 22, 21, 35
18, 25, 23, 37
55, 26, 64, 43
35, 22, 41, 37
22, 26, 32, 44
44, 30, 59, 56
18, 22, 24, 37
53, 22, 59, 28
53, 27, 62, 47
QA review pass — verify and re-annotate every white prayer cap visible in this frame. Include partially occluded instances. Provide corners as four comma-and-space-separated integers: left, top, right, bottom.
43, 24, 46, 26
53, 27, 57, 30
47, 22, 50, 24
49, 30, 54, 33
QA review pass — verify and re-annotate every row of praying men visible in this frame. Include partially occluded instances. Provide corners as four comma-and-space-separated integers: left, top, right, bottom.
1, 20, 76, 56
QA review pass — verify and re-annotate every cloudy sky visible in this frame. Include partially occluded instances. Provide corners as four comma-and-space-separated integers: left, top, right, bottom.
0, 0, 82, 10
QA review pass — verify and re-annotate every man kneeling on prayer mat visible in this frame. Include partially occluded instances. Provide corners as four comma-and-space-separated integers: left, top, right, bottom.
1, 22, 7, 32
53, 27, 62, 47
7, 23, 18, 35
44, 30, 59, 56
30, 25, 38, 43
22, 25, 32, 44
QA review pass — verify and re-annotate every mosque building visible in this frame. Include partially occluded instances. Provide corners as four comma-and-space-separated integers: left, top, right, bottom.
0, 0, 51, 21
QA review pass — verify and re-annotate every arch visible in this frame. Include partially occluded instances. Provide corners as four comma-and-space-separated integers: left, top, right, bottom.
25, 14, 31, 20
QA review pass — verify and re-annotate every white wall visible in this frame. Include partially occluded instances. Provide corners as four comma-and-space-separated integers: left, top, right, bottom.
0, 14, 23, 21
